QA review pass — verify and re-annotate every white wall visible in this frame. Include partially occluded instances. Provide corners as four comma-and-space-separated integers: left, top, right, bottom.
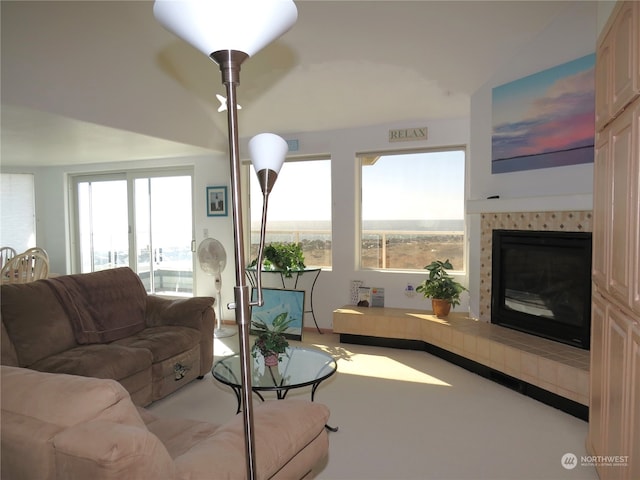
467, 1, 599, 319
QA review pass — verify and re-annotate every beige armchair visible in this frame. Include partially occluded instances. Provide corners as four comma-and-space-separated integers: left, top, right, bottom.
1, 366, 330, 480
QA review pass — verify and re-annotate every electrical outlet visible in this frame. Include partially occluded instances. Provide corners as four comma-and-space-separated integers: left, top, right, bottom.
203, 228, 209, 238
405, 283, 416, 298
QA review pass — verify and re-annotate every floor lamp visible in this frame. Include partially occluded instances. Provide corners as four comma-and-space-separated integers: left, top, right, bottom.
153, 2, 298, 478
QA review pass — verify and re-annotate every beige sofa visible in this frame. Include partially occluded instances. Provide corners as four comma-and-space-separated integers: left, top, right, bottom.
1, 366, 330, 479
1, 267, 215, 406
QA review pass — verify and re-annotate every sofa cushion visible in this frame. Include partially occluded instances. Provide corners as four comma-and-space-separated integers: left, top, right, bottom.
46, 268, 147, 344
53, 421, 176, 480
30, 343, 152, 382
1, 320, 19, 366
112, 326, 201, 363
1, 280, 77, 366
142, 410, 221, 459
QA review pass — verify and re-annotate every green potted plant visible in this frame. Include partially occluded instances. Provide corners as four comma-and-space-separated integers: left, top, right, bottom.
251, 312, 294, 366
416, 259, 467, 318
248, 242, 306, 277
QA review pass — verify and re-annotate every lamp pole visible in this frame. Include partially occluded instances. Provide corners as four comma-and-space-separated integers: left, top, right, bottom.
210, 49, 257, 479
152, 3, 298, 478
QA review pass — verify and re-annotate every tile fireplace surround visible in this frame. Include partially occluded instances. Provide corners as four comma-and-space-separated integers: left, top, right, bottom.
334, 210, 592, 418
479, 210, 592, 322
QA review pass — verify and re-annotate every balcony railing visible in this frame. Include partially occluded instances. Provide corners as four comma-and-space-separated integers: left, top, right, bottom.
251, 229, 464, 271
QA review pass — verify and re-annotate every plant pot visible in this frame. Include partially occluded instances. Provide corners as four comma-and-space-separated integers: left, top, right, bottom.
431, 298, 451, 318
263, 353, 279, 367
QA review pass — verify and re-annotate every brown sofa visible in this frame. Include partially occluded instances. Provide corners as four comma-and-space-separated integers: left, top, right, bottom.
1, 366, 330, 479
1, 267, 215, 406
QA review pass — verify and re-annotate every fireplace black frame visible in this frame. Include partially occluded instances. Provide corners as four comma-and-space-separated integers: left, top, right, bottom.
491, 229, 592, 350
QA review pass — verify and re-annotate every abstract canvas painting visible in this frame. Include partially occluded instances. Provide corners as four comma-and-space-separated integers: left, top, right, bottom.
491, 53, 595, 174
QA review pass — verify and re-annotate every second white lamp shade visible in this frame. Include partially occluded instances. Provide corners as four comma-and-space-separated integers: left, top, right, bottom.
248, 133, 288, 175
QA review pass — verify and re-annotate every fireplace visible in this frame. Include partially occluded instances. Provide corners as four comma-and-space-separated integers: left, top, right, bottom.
491, 229, 592, 350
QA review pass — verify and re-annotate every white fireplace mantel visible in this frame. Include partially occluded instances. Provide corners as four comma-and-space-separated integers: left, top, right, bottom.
466, 194, 593, 214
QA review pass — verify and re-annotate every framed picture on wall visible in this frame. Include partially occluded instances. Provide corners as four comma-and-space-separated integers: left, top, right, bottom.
491, 53, 595, 174
206, 186, 228, 217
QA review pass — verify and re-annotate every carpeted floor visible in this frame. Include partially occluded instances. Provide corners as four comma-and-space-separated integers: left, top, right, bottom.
148, 328, 598, 480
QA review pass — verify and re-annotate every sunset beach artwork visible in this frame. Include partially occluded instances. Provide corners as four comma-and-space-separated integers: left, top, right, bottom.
491, 53, 595, 174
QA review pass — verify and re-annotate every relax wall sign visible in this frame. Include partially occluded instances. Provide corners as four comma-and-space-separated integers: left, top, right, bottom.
388, 127, 428, 143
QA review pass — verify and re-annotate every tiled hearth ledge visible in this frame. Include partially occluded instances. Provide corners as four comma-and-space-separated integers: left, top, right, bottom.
333, 306, 589, 419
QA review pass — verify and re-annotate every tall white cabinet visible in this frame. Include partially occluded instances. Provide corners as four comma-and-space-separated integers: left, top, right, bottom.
588, 2, 640, 479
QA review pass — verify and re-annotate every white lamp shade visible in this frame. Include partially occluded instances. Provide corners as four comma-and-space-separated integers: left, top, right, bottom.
153, 0, 298, 57
248, 133, 288, 174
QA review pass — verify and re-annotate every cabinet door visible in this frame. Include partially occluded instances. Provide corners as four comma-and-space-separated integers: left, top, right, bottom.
603, 307, 630, 480
635, 1, 640, 97
629, 102, 640, 316
610, 1, 638, 117
589, 290, 608, 456
593, 130, 611, 288
596, 32, 612, 130
608, 107, 634, 308
627, 321, 640, 480
598, 1, 640, 128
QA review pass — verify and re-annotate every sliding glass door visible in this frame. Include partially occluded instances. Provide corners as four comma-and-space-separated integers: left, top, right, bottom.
77, 176, 129, 272
134, 175, 193, 294
73, 169, 194, 295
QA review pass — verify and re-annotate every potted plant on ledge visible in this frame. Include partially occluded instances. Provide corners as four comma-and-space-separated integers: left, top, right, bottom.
248, 242, 306, 277
416, 259, 467, 318
251, 312, 294, 366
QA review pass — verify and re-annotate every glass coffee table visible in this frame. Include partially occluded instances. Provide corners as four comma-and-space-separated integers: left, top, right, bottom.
212, 346, 338, 431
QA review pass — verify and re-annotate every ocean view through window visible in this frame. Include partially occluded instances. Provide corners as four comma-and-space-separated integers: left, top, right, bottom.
359, 148, 465, 271
250, 157, 332, 268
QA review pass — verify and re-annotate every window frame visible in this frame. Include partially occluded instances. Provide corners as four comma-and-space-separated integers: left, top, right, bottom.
356, 145, 467, 273
69, 167, 195, 294
245, 154, 333, 270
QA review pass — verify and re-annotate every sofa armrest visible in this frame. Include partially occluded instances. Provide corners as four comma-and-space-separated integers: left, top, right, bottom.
145, 296, 214, 331
1, 366, 144, 428
53, 421, 175, 480
1, 410, 63, 480
145, 296, 215, 376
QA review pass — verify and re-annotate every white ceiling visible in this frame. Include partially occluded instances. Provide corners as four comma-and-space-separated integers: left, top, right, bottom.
1, 1, 576, 167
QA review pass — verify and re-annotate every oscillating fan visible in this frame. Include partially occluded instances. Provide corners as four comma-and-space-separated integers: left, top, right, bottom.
197, 238, 236, 338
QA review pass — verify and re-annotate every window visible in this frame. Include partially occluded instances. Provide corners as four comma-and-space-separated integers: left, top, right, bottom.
0, 173, 36, 251
72, 170, 194, 295
249, 157, 332, 268
359, 148, 465, 271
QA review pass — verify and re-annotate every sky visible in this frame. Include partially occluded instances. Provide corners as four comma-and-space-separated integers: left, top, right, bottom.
361, 150, 465, 221
250, 150, 465, 224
